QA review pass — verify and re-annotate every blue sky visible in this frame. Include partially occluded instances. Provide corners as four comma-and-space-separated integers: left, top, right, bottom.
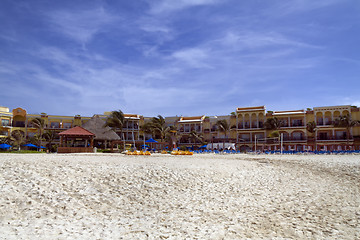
0, 0, 359, 117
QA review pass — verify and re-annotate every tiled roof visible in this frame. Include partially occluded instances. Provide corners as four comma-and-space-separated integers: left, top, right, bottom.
59, 126, 95, 136
272, 110, 305, 115
236, 106, 265, 112
179, 116, 205, 122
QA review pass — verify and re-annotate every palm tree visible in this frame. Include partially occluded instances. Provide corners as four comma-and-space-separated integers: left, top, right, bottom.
306, 121, 317, 134
31, 117, 46, 148
141, 122, 154, 136
306, 121, 318, 151
104, 110, 125, 139
43, 130, 58, 151
0, 136, 12, 144
264, 117, 284, 130
165, 125, 181, 150
189, 130, 204, 145
333, 115, 360, 146
216, 119, 230, 150
11, 130, 25, 151
149, 115, 171, 143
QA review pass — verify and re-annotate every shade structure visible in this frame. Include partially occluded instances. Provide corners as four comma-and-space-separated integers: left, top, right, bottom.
82, 116, 120, 141
145, 138, 158, 143
37, 146, 46, 149
58, 126, 95, 153
199, 145, 207, 149
23, 143, 38, 148
0, 143, 12, 149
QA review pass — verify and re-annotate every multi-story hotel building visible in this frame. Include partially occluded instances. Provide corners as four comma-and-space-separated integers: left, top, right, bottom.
1, 105, 359, 151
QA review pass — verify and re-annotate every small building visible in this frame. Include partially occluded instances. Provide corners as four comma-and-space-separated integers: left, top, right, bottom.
58, 126, 95, 153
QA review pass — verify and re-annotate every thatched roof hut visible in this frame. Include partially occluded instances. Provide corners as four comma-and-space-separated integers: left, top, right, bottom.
82, 115, 120, 141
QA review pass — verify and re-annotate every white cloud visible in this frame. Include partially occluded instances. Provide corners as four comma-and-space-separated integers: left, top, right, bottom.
171, 48, 210, 68
46, 7, 118, 44
272, 0, 344, 15
140, 23, 171, 33
220, 31, 321, 49
149, 0, 221, 14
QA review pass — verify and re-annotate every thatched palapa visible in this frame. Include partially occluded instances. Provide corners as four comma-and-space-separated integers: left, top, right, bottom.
82, 115, 120, 142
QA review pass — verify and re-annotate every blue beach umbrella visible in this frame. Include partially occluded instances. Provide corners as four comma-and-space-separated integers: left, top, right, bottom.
37, 146, 46, 149
199, 145, 207, 149
23, 143, 38, 148
145, 138, 158, 150
0, 143, 12, 149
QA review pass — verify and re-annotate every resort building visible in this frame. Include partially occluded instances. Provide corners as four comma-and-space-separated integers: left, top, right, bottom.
177, 116, 205, 146
236, 106, 267, 151
1, 104, 359, 151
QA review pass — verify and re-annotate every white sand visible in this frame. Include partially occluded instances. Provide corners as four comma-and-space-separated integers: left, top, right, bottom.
0, 153, 359, 239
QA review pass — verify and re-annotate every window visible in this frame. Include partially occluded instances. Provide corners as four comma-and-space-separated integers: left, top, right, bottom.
319, 132, 327, 140
240, 134, 250, 141
317, 118, 323, 125
324, 118, 331, 125
50, 122, 60, 128
336, 131, 346, 140
63, 122, 72, 129
1, 119, 10, 127
292, 119, 303, 127
196, 125, 201, 132
0, 131, 8, 136
292, 132, 303, 140
184, 125, 190, 132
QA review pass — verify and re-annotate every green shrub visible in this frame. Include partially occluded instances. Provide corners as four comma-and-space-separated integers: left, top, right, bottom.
97, 149, 112, 153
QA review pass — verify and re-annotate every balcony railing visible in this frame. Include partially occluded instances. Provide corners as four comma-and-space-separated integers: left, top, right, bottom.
317, 136, 351, 141
12, 122, 25, 127
283, 137, 306, 141
290, 123, 304, 127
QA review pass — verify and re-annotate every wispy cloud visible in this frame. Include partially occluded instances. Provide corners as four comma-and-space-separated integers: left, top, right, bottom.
219, 31, 322, 49
45, 6, 118, 44
149, 0, 221, 14
1, 0, 359, 116
270, 0, 345, 15
171, 48, 211, 68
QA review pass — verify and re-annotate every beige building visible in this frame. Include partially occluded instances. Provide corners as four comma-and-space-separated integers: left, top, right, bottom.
1, 104, 359, 151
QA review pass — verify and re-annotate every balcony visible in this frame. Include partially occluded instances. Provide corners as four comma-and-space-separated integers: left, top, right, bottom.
283, 137, 306, 141
290, 123, 304, 127
317, 136, 351, 141
12, 122, 25, 127
237, 122, 264, 130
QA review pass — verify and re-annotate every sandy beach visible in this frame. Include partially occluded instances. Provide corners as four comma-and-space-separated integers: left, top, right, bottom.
0, 153, 359, 239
